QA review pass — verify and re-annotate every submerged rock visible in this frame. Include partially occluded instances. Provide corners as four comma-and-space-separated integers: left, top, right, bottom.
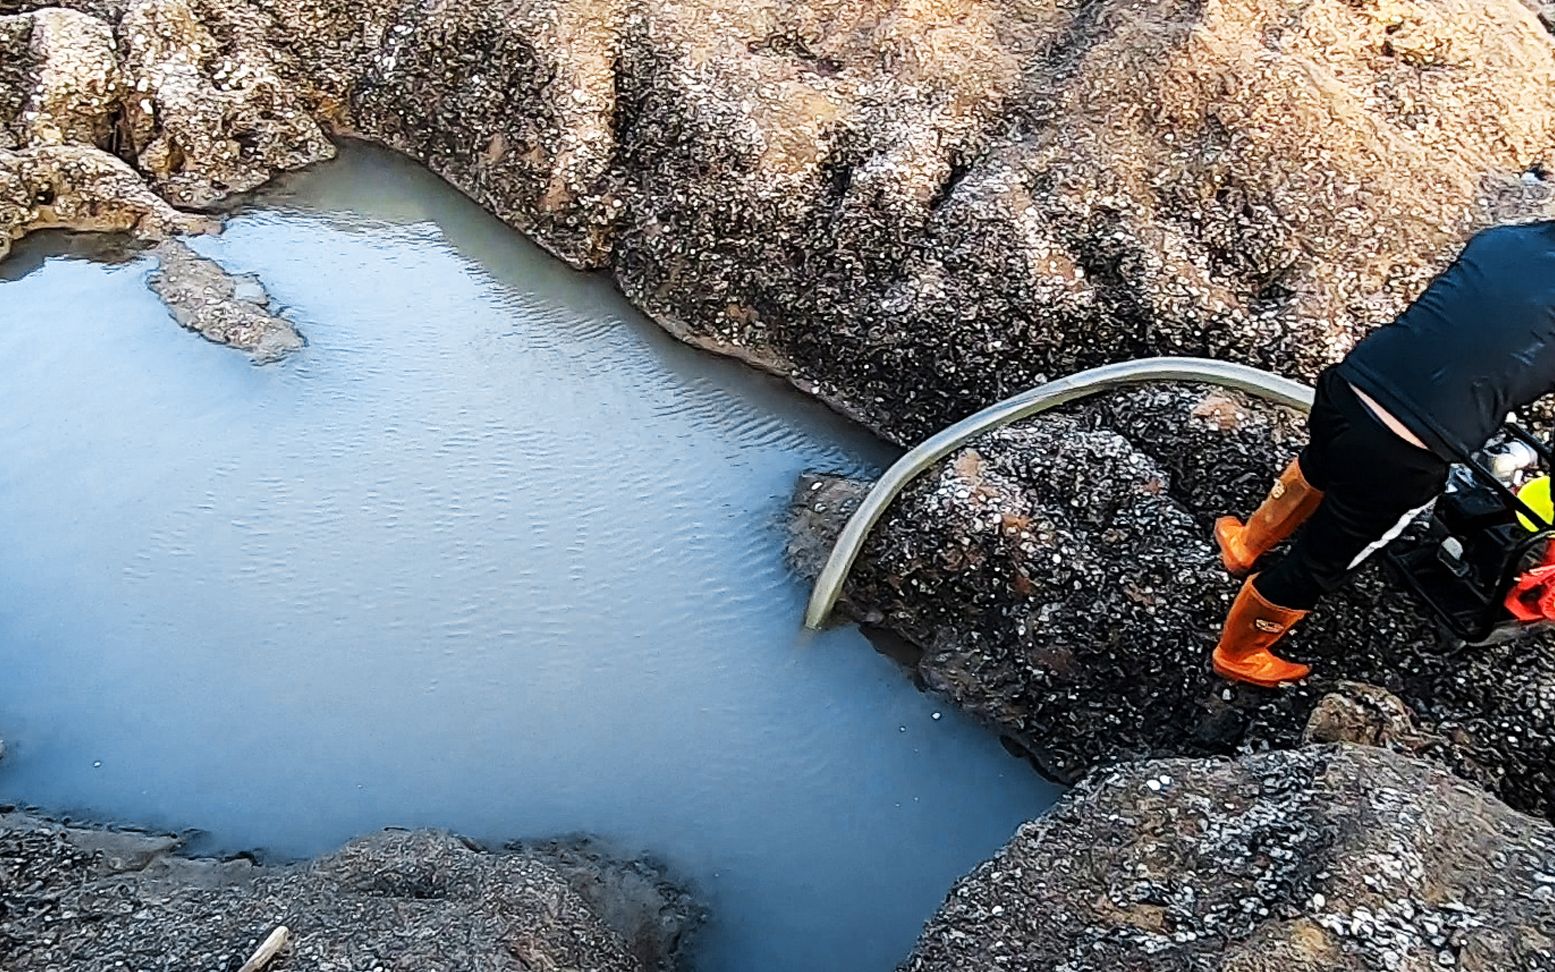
904, 745, 1555, 972
0, 812, 698, 971
793, 385, 1552, 820
146, 238, 303, 360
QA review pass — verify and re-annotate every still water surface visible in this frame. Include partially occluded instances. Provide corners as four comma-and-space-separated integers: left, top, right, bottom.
0, 143, 1056, 971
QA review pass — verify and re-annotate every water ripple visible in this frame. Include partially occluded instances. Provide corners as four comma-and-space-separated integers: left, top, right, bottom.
0, 143, 1056, 972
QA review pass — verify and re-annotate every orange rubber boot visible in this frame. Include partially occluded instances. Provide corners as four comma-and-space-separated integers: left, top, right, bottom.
1212, 577, 1311, 688
1214, 458, 1324, 576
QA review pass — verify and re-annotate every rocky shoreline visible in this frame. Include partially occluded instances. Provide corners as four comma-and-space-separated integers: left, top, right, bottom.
0, 799, 700, 971
790, 385, 1554, 817
7, 0, 1555, 968
4, 0, 1555, 437
787, 384, 1555, 963
905, 744, 1555, 972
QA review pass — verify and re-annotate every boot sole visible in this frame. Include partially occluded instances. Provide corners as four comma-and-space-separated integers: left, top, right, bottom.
1212, 655, 1307, 689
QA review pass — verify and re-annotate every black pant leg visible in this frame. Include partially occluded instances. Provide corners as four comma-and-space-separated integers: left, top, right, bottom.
1256, 380, 1448, 610
1295, 369, 1348, 493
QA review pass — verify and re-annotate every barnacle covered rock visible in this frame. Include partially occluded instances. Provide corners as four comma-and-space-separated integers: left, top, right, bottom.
117, 0, 333, 207
0, 143, 213, 259
263, 0, 1554, 440
8, 0, 1553, 446
0, 7, 122, 149
591, 0, 1555, 440
326, 0, 630, 266
905, 745, 1555, 972
794, 385, 1555, 820
0, 814, 698, 972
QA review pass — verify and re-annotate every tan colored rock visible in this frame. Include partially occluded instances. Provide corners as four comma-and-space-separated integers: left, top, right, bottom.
315, 0, 634, 266
0, 143, 214, 259
0, 8, 122, 150
1304, 681, 1425, 748
119, 0, 334, 207
1301, 681, 1499, 787
280, 0, 1555, 439
16, 8, 121, 146
776, 0, 1555, 436
295, 0, 1555, 438
4, 0, 1555, 437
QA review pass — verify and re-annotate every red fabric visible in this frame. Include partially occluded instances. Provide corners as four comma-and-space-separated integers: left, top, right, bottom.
1505, 542, 1555, 622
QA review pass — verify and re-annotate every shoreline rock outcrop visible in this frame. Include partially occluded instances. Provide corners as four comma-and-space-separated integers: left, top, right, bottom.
0, 810, 699, 972
904, 744, 1555, 972
791, 385, 1555, 823
2, 0, 1555, 441
0, 142, 215, 260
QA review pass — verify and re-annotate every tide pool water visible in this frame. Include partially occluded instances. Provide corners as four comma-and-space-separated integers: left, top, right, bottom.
0, 142, 1057, 971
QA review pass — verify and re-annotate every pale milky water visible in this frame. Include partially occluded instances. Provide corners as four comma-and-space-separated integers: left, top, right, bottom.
0, 142, 1057, 971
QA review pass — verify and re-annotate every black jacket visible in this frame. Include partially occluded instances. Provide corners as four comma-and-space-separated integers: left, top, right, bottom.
1338, 220, 1555, 461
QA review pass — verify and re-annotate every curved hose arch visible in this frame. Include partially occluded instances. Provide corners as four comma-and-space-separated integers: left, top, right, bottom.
803, 357, 1316, 629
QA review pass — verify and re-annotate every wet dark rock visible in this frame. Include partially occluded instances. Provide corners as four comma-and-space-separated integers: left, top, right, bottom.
904, 745, 1555, 972
147, 237, 303, 360
0, 812, 698, 972
793, 385, 1555, 820
785, 473, 869, 598
516, 837, 705, 972
1304, 681, 1433, 749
